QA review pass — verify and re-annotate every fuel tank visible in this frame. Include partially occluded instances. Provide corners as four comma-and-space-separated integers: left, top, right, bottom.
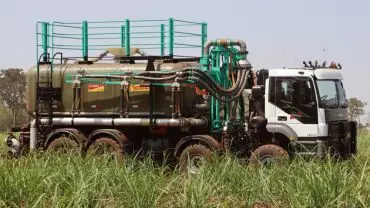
26, 61, 202, 118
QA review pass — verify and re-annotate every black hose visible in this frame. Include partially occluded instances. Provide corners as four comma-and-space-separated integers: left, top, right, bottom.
177, 71, 246, 101
79, 66, 250, 102
179, 69, 247, 97
137, 71, 177, 76
182, 68, 245, 94
184, 69, 244, 94
132, 74, 178, 81
177, 70, 250, 102
132, 68, 248, 97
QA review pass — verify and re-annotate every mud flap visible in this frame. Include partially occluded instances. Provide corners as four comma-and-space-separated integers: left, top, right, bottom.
349, 121, 357, 155
342, 121, 357, 158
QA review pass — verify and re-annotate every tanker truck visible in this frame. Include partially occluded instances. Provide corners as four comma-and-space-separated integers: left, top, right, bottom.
5, 18, 357, 171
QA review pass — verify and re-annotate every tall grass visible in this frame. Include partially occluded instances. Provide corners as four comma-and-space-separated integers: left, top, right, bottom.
0, 131, 369, 208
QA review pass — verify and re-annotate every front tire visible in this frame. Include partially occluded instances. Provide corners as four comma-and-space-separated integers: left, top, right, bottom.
249, 144, 289, 166
179, 144, 213, 173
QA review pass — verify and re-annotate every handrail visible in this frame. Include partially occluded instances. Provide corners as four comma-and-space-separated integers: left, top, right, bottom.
36, 18, 207, 62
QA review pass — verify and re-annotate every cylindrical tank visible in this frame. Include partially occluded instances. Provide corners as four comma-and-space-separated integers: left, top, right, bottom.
27, 61, 202, 118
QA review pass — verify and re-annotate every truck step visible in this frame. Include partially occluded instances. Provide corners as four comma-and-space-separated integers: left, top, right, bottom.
297, 141, 318, 145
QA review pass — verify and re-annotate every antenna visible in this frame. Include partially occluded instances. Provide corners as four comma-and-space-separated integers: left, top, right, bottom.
308, 61, 314, 68
303, 61, 308, 67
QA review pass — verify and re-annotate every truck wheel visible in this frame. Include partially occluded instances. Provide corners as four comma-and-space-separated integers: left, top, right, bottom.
47, 137, 79, 154
179, 144, 213, 174
249, 144, 289, 166
87, 138, 124, 159
341, 134, 356, 159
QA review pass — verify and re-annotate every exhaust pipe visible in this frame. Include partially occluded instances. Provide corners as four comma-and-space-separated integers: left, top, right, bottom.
39, 117, 207, 128
202, 39, 251, 70
30, 119, 37, 150
203, 39, 247, 56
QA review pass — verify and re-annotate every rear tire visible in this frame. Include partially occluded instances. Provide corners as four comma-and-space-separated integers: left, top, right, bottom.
179, 144, 213, 173
87, 137, 124, 160
47, 137, 79, 154
249, 144, 289, 166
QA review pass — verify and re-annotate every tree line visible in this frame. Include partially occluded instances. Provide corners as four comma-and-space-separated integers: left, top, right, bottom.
0, 68, 368, 130
0, 68, 27, 131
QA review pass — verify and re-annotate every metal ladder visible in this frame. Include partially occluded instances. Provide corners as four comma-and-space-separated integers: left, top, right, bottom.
35, 52, 62, 146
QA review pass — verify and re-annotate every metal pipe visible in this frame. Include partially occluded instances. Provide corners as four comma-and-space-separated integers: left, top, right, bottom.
76, 74, 177, 81
201, 22, 207, 57
125, 19, 130, 56
176, 85, 182, 117
168, 18, 174, 55
124, 83, 130, 118
76, 81, 82, 113
160, 24, 165, 56
41, 22, 49, 62
171, 84, 176, 118
133, 75, 178, 81
121, 25, 125, 48
39, 117, 207, 127
30, 120, 37, 150
203, 39, 247, 56
72, 81, 78, 114
82, 21, 89, 61
120, 82, 124, 117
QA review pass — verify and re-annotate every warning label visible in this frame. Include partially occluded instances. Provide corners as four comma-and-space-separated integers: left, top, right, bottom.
88, 84, 104, 92
130, 85, 150, 92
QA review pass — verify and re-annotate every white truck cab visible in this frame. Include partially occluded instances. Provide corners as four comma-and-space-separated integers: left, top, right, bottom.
254, 62, 356, 158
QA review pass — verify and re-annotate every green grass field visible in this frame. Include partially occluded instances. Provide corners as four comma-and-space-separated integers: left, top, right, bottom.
0, 131, 369, 208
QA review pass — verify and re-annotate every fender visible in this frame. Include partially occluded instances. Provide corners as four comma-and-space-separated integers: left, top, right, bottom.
45, 128, 86, 147
174, 135, 222, 157
87, 129, 128, 147
266, 123, 298, 141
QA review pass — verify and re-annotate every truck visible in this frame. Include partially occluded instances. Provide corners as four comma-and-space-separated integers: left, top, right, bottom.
5, 18, 357, 171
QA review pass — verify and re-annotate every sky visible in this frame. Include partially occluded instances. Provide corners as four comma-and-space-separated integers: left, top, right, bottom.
0, 0, 369, 113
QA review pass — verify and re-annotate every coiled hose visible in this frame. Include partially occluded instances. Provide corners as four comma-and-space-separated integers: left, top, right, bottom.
126, 68, 250, 102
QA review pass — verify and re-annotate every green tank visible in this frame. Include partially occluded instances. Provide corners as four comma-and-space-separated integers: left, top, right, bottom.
27, 61, 200, 118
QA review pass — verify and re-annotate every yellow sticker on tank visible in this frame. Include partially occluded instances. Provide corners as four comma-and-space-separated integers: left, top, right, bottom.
88, 84, 104, 92
130, 85, 150, 92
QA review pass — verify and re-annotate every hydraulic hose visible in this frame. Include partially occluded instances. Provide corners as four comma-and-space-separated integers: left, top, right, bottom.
132, 68, 248, 97
77, 74, 178, 82
132, 74, 178, 81
77, 67, 250, 102
137, 71, 178, 76
183, 69, 246, 94
177, 70, 249, 102
136, 67, 245, 95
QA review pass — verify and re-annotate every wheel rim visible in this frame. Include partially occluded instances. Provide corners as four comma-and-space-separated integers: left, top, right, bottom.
188, 155, 205, 174
260, 155, 275, 165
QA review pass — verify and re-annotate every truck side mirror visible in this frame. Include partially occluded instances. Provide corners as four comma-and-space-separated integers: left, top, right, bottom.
251, 85, 265, 98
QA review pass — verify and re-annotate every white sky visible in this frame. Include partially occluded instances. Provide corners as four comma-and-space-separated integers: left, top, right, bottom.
0, 0, 369, 112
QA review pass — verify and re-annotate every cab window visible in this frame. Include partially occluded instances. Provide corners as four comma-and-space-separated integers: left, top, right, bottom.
269, 77, 318, 124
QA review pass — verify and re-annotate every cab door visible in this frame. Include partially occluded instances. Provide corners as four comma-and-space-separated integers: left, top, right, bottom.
269, 76, 319, 138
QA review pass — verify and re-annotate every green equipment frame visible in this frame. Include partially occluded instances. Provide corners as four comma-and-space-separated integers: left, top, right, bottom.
36, 18, 207, 62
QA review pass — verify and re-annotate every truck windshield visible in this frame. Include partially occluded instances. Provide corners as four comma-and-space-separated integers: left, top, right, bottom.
316, 80, 347, 108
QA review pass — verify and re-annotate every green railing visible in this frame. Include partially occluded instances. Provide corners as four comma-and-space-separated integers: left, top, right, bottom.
36, 18, 207, 62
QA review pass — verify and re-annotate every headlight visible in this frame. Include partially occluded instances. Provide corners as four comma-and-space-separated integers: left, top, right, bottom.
5, 135, 16, 148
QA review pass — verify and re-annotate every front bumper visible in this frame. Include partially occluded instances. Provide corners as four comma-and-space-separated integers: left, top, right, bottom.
293, 121, 357, 158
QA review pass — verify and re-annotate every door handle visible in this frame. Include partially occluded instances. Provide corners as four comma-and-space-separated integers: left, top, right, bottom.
277, 116, 287, 121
